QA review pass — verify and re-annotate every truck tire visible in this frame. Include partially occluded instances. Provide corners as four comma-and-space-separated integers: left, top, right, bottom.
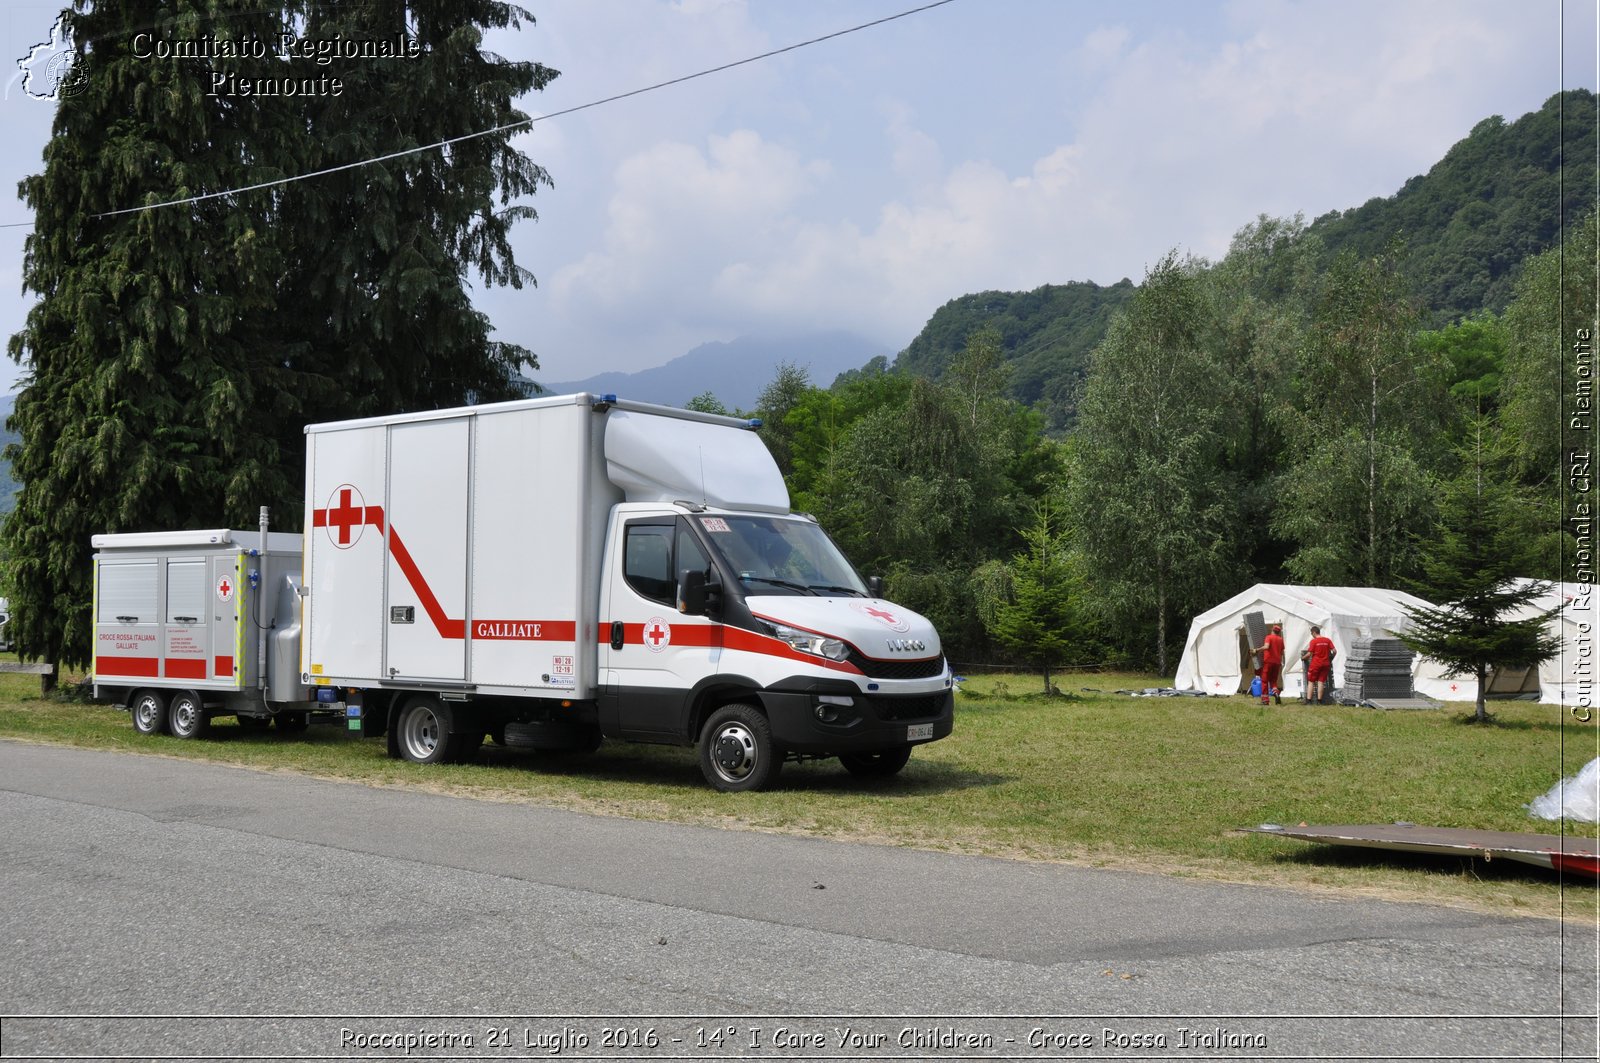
130, 690, 168, 736
699, 704, 781, 792
397, 697, 458, 764
839, 746, 912, 778
168, 692, 210, 739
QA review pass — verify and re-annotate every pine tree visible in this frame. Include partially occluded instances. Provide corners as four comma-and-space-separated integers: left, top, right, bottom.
985, 499, 1077, 694
1399, 417, 1560, 722
5, 0, 556, 669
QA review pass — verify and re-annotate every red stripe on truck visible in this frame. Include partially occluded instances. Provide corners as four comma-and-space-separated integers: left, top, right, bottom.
598, 622, 862, 674
96, 657, 160, 678
471, 620, 578, 641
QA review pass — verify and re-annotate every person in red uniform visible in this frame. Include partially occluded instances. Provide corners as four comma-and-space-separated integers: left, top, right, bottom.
1256, 624, 1285, 704
1302, 624, 1336, 705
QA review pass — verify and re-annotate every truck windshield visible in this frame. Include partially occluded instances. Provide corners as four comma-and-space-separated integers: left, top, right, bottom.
693, 514, 867, 597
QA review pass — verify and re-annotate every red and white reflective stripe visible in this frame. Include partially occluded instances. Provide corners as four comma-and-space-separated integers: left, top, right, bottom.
599, 621, 863, 674
311, 500, 575, 643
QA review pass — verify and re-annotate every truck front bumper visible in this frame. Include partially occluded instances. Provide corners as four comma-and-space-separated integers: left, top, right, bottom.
759, 679, 954, 754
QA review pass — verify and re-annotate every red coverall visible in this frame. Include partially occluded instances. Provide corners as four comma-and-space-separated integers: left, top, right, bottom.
1260, 632, 1284, 703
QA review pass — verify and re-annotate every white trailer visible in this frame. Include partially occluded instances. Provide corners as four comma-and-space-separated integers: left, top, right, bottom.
96, 393, 954, 790
91, 523, 338, 737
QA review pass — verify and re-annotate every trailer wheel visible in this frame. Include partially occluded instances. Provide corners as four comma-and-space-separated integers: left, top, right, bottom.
397, 698, 457, 764
130, 690, 168, 736
699, 704, 781, 792
169, 692, 209, 740
839, 746, 912, 778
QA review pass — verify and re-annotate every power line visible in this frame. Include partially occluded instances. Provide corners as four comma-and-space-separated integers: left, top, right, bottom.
0, 0, 957, 230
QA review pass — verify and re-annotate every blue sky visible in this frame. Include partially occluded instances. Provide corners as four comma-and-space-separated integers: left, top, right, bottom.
1, 0, 1596, 394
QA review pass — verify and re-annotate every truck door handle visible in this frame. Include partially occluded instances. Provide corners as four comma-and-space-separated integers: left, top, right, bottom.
610, 621, 624, 650
173, 616, 198, 624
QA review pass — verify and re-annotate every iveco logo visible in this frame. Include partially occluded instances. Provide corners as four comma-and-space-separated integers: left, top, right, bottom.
886, 639, 926, 653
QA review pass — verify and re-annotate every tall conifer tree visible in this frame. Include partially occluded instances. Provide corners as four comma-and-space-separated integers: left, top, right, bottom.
6, 1, 556, 668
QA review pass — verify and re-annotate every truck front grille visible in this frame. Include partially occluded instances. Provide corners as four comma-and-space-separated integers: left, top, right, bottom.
849, 653, 945, 680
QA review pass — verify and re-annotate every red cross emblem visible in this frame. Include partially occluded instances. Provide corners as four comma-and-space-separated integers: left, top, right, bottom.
851, 599, 911, 631
216, 576, 234, 602
323, 485, 367, 549
643, 617, 671, 652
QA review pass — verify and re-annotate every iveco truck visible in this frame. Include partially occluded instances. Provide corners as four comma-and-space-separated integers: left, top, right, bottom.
93, 393, 954, 790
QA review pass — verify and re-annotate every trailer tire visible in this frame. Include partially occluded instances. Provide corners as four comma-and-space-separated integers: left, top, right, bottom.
397, 698, 457, 764
130, 690, 168, 737
699, 704, 781, 792
168, 692, 209, 740
839, 746, 911, 778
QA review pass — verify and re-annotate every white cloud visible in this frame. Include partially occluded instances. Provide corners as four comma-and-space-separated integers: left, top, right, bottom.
484, 1, 1592, 380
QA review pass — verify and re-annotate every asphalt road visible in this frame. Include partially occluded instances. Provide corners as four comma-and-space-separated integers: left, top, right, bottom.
0, 739, 1595, 1061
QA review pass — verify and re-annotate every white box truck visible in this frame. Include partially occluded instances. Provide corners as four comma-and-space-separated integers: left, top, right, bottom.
93, 393, 953, 790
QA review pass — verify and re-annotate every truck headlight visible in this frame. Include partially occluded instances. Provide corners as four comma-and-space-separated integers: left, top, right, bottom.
764, 622, 850, 662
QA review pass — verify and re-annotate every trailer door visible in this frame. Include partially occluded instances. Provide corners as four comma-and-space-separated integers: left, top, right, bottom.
384, 418, 470, 682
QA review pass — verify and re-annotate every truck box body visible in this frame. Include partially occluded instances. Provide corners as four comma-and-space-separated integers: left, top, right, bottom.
302, 394, 793, 696
304, 395, 613, 696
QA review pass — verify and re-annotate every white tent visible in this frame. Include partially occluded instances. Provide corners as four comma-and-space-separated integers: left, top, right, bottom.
1173, 584, 1461, 699
1487, 579, 1593, 706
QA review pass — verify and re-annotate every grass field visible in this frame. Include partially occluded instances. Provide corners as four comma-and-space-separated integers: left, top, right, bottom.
1, 668, 1596, 920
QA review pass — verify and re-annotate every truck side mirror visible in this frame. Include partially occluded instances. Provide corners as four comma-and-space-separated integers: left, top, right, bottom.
867, 575, 885, 598
679, 569, 707, 616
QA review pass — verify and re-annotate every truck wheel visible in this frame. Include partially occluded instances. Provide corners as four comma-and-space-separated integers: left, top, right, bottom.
397, 698, 457, 764
130, 690, 168, 736
839, 746, 912, 778
699, 704, 781, 792
168, 692, 209, 739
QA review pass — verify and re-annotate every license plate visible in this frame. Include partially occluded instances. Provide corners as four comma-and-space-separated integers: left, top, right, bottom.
907, 723, 934, 741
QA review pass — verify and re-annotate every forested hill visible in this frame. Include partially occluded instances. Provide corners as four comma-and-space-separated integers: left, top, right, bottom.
891, 89, 1594, 427
894, 280, 1136, 430
1308, 88, 1597, 322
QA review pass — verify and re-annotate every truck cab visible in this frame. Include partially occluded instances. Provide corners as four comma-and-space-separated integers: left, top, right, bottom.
598, 502, 953, 789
